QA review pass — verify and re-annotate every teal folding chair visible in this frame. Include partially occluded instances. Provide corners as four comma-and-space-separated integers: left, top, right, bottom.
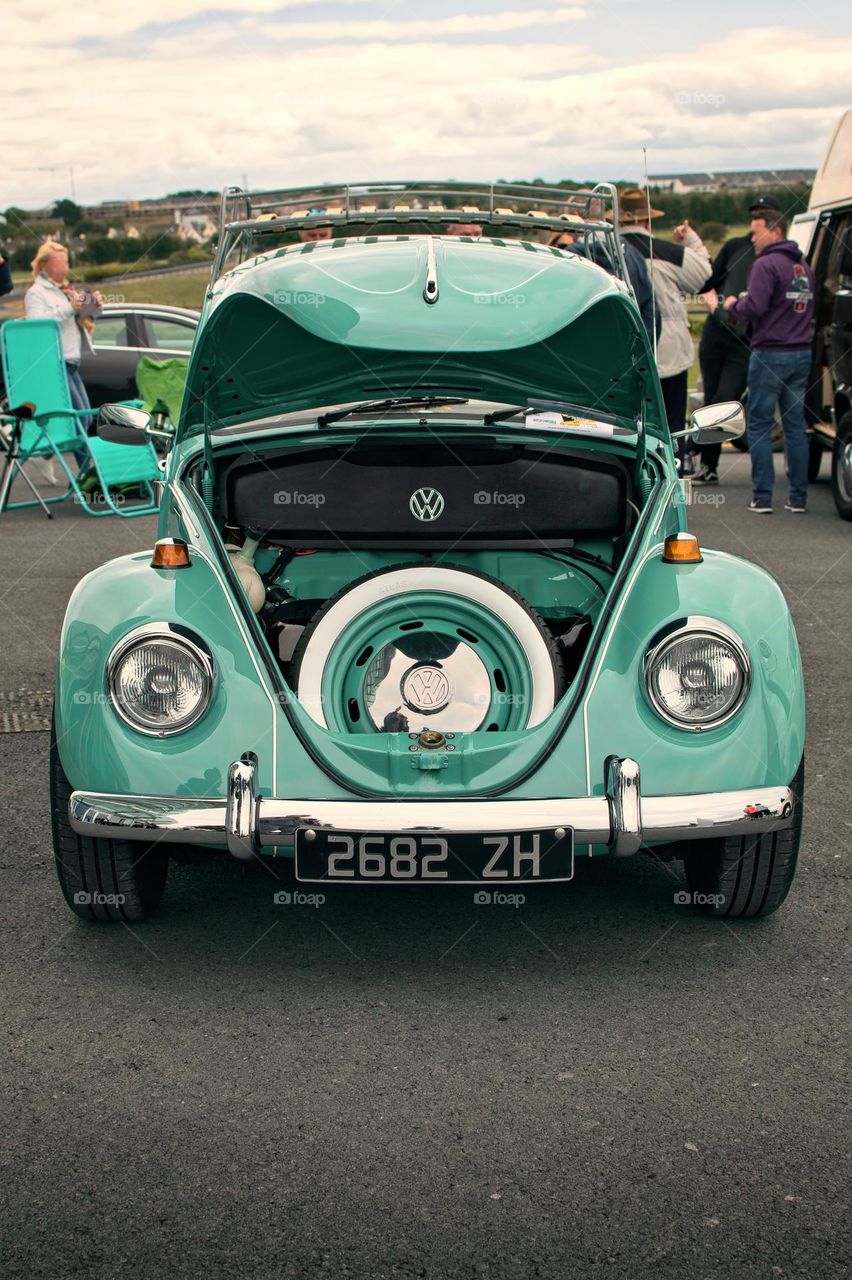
0, 318, 160, 518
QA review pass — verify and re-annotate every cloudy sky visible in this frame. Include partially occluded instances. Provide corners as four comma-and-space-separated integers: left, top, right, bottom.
4, 0, 852, 208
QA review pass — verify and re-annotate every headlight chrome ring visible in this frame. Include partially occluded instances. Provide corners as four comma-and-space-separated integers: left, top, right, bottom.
106, 623, 215, 736
644, 616, 751, 731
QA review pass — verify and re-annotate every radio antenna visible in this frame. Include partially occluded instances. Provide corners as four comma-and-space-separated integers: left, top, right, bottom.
643, 146, 658, 359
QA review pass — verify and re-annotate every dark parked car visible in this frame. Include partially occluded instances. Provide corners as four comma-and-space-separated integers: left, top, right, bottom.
80, 304, 199, 406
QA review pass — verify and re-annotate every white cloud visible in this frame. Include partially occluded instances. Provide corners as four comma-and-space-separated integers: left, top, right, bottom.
4, 0, 369, 45
2, 14, 848, 207
257, 7, 588, 42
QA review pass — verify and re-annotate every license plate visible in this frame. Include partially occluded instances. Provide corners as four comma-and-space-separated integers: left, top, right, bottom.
294, 829, 574, 884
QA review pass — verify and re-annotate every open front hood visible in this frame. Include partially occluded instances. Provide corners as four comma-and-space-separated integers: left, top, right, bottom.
180, 237, 666, 440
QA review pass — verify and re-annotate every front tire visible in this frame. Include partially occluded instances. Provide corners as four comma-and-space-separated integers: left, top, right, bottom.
681, 759, 803, 918
831, 412, 852, 521
50, 721, 168, 921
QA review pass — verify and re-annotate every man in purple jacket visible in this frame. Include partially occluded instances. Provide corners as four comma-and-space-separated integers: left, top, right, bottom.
724, 210, 815, 513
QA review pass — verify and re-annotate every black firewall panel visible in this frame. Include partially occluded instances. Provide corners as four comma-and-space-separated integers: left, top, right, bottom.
218, 440, 627, 549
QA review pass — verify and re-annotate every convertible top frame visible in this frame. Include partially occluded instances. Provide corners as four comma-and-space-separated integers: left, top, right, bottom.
211, 179, 630, 288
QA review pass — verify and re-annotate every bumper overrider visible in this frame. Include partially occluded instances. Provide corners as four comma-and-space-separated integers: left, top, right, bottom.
68, 755, 795, 861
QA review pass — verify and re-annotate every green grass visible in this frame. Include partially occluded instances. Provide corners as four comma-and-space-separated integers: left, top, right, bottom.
3, 265, 210, 315
107, 269, 210, 310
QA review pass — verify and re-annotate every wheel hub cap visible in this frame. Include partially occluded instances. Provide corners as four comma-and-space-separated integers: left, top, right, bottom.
364, 635, 491, 732
401, 664, 452, 713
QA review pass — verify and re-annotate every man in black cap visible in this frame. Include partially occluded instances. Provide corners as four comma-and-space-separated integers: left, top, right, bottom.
693, 196, 782, 485
749, 196, 785, 217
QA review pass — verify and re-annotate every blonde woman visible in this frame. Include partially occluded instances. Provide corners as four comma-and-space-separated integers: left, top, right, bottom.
25, 241, 100, 428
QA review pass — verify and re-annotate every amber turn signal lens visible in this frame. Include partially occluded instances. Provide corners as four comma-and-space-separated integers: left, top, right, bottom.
662, 533, 702, 564
151, 538, 191, 569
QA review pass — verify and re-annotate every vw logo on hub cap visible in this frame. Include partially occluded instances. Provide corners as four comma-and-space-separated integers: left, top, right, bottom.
402, 665, 452, 713
409, 487, 445, 522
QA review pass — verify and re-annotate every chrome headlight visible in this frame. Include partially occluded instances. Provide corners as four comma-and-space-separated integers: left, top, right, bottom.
107, 625, 214, 736
645, 618, 750, 730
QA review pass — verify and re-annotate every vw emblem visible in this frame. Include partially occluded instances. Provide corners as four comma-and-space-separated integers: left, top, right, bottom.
409, 487, 445, 522
402, 665, 452, 713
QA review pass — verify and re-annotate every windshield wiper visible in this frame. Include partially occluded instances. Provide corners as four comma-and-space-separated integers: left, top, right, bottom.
318, 396, 469, 427
485, 399, 623, 427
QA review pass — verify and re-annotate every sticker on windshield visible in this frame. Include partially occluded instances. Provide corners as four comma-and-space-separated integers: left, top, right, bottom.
525, 411, 564, 430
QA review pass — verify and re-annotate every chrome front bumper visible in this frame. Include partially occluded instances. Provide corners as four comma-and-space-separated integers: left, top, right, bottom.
68, 755, 795, 861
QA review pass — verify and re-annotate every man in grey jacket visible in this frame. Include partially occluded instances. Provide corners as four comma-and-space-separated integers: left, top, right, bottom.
617, 189, 710, 472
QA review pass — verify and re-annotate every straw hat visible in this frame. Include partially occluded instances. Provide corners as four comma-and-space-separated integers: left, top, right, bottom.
616, 187, 665, 224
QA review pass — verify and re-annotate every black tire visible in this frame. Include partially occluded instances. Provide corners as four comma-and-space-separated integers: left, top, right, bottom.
50, 720, 168, 922
831, 411, 852, 521
682, 758, 803, 918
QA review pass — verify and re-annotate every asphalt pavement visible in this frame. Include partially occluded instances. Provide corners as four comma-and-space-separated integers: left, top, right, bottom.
0, 449, 849, 1280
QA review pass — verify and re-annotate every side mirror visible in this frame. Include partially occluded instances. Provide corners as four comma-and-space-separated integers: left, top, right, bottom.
674, 400, 745, 446
97, 403, 172, 446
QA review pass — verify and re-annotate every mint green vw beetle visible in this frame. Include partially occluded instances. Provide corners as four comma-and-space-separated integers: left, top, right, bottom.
52, 183, 804, 922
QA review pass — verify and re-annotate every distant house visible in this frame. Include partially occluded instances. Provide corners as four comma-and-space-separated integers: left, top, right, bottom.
174, 211, 217, 244
649, 169, 815, 194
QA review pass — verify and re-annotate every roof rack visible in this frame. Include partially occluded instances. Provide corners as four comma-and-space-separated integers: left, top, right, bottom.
211, 180, 630, 287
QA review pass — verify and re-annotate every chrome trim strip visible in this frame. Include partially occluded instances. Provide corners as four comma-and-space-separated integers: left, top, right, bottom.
640, 788, 793, 840
257, 797, 610, 843
69, 754, 795, 854
422, 236, 439, 304
606, 755, 641, 856
226, 752, 259, 859
69, 795, 228, 844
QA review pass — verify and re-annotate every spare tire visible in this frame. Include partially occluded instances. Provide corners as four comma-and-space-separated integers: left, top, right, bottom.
291, 564, 564, 734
